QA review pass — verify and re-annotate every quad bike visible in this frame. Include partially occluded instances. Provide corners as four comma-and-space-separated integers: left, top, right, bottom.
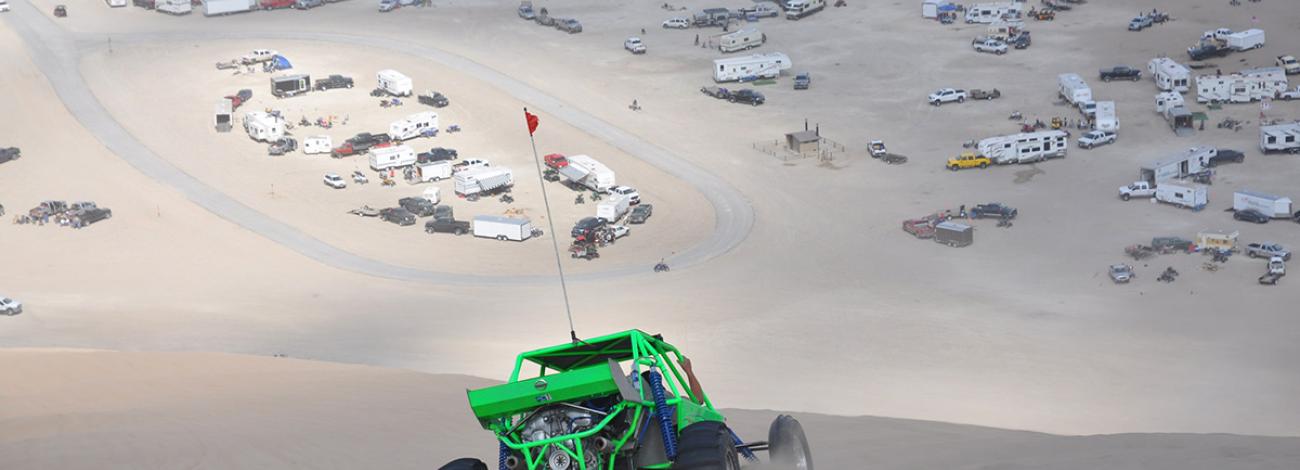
654, 262, 670, 273
352, 171, 369, 184
439, 330, 813, 470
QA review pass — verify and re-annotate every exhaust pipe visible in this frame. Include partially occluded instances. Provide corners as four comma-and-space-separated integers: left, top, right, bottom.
592, 436, 613, 453
504, 455, 522, 470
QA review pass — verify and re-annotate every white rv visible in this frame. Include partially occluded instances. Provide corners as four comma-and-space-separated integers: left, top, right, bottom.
1139, 146, 1216, 183
1154, 91, 1185, 113
1147, 57, 1191, 93
1196, 67, 1289, 103
1093, 101, 1118, 132
376, 69, 413, 97
106, 0, 127, 7
473, 215, 535, 242
368, 145, 417, 171
712, 52, 792, 82
156, 0, 192, 14
1057, 73, 1092, 106
454, 167, 514, 196
964, 2, 1020, 24
1260, 123, 1300, 154
243, 111, 285, 142
977, 130, 1069, 164
1224, 29, 1265, 51
414, 161, 452, 182
202, 0, 252, 15
389, 111, 439, 140
559, 154, 616, 191
303, 136, 332, 155
1154, 183, 1208, 210
1233, 190, 1293, 218
783, 0, 823, 20
596, 195, 631, 222
719, 29, 765, 53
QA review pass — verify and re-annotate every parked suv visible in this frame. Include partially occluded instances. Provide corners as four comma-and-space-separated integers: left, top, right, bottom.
793, 72, 811, 90
624, 37, 646, 54
1234, 209, 1270, 224
314, 74, 354, 91
1207, 149, 1245, 166
323, 173, 347, 189
558, 18, 582, 33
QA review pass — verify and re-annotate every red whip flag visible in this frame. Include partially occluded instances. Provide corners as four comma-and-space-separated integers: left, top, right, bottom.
525, 110, 540, 135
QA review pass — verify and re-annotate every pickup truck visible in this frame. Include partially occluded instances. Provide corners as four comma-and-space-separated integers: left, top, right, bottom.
1099, 66, 1142, 82
928, 88, 966, 105
794, 72, 811, 90
1077, 130, 1116, 149
240, 49, 277, 65
624, 37, 646, 54
332, 132, 392, 158
1188, 43, 1231, 61
946, 151, 990, 170
730, 89, 765, 106
1128, 15, 1152, 31
1274, 86, 1300, 101
1277, 55, 1300, 75
425, 218, 470, 235
398, 197, 436, 217
314, 75, 354, 91
380, 207, 416, 226
969, 88, 1001, 100
971, 203, 1017, 219
1247, 242, 1291, 261
418, 147, 458, 163
1119, 181, 1156, 200
0, 297, 22, 316
972, 38, 1008, 55
418, 90, 450, 107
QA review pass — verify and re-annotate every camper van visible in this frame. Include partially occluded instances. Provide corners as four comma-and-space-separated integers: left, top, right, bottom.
1057, 73, 1092, 107
303, 136, 333, 155
388, 112, 439, 140
270, 74, 311, 98
368, 145, 417, 171
1260, 123, 1300, 154
1139, 147, 1216, 183
719, 29, 766, 53
1148, 57, 1191, 93
243, 111, 285, 142
454, 167, 515, 196
1093, 101, 1118, 132
783, 0, 823, 20
712, 52, 792, 82
964, 2, 1020, 24
376, 69, 413, 97
1196, 67, 1288, 103
977, 130, 1069, 164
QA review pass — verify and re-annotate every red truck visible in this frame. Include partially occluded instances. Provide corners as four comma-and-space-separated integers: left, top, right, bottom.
544, 153, 568, 169
260, 0, 294, 9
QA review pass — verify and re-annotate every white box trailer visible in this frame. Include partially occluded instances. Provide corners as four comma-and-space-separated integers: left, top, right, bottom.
303, 135, 332, 155
1260, 123, 1300, 153
422, 186, 441, 204
414, 161, 452, 182
377, 69, 412, 97
1139, 146, 1215, 184
977, 130, 1069, 164
1155, 91, 1185, 113
156, 0, 191, 14
1057, 73, 1092, 106
243, 111, 285, 142
473, 215, 534, 241
922, 0, 941, 18
368, 145, 416, 171
964, 2, 1020, 24
712, 52, 792, 82
202, 0, 253, 15
1234, 190, 1293, 218
1196, 67, 1289, 103
389, 111, 439, 140
719, 29, 766, 53
1093, 101, 1118, 132
454, 167, 514, 196
560, 154, 616, 191
1148, 57, 1191, 93
1155, 183, 1208, 210
596, 195, 631, 222
1224, 29, 1265, 51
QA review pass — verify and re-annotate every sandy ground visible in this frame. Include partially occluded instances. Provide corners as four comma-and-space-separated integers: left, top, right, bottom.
3, 0, 1300, 447
2, 350, 1298, 470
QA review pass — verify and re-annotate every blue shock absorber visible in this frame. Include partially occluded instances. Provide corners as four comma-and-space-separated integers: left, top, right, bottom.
729, 429, 759, 462
647, 370, 679, 460
499, 440, 509, 470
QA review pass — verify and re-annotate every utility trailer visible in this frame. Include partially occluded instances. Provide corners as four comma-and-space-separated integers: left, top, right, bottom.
270, 74, 311, 98
472, 215, 534, 242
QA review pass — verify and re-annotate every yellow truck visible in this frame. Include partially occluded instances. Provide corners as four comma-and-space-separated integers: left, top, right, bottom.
947, 151, 991, 171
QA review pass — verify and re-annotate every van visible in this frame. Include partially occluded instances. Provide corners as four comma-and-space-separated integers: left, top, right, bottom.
719, 29, 765, 53
368, 145, 417, 171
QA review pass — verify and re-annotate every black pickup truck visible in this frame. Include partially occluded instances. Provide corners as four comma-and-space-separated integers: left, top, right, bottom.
971, 203, 1018, 219
1099, 66, 1142, 82
425, 218, 470, 235
730, 89, 765, 106
314, 74, 354, 91
1188, 43, 1231, 61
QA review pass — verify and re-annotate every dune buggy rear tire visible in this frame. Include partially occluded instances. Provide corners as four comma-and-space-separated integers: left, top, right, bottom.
672, 421, 741, 470
769, 415, 814, 470
438, 458, 487, 470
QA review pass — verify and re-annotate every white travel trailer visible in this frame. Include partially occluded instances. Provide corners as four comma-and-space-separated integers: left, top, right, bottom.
718, 29, 765, 53
106, 0, 127, 7
303, 135, 333, 155
243, 111, 285, 142
783, 0, 824, 20
389, 111, 439, 140
156, 0, 192, 14
1196, 67, 1289, 103
473, 215, 535, 242
712, 52, 792, 82
596, 195, 631, 222
1223, 29, 1265, 51
376, 69, 413, 97
1260, 123, 1300, 153
964, 2, 1020, 24
414, 161, 452, 182
454, 167, 514, 196
1154, 91, 1185, 113
1139, 146, 1216, 183
202, 0, 252, 15
1155, 183, 1208, 210
1147, 57, 1191, 93
1233, 190, 1293, 218
1093, 101, 1118, 132
368, 145, 417, 171
977, 130, 1069, 164
559, 154, 616, 191
1057, 73, 1092, 106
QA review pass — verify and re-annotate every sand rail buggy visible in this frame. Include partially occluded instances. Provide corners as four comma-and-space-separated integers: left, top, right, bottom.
441, 330, 813, 470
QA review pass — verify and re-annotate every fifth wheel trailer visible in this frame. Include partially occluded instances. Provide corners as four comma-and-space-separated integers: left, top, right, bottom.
377, 69, 413, 97
1139, 146, 1215, 183
1233, 190, 1293, 218
1093, 101, 1118, 132
202, 0, 252, 15
1260, 123, 1300, 154
977, 130, 1069, 164
713, 52, 792, 82
454, 167, 515, 196
389, 111, 439, 140
559, 154, 616, 191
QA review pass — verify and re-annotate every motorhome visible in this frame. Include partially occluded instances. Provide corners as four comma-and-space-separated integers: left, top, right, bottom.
559, 154, 616, 191
1093, 101, 1118, 132
1057, 73, 1092, 107
712, 52, 792, 82
242, 111, 285, 142
473, 215, 535, 242
1147, 57, 1191, 93
270, 74, 311, 98
1233, 190, 1293, 218
783, 0, 824, 20
718, 29, 766, 53
1139, 146, 1216, 183
1195, 67, 1289, 103
1259, 123, 1300, 153
202, 0, 252, 15
455, 167, 515, 196
376, 69, 413, 97
964, 2, 1020, 24
155, 0, 191, 14
368, 145, 416, 171
389, 111, 439, 140
977, 130, 1069, 164
303, 135, 333, 155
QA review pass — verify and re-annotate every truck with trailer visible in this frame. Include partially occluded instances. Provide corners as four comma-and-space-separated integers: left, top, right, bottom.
376, 69, 413, 97
1093, 101, 1118, 132
368, 145, 416, 171
783, 0, 824, 20
243, 111, 285, 142
472, 215, 534, 241
202, 0, 252, 15
1148, 57, 1191, 93
559, 154, 616, 192
1057, 73, 1092, 108
718, 29, 765, 53
270, 74, 311, 98
977, 130, 1069, 164
1234, 190, 1294, 219
454, 167, 514, 196
712, 52, 792, 82
389, 111, 439, 141
1260, 123, 1300, 154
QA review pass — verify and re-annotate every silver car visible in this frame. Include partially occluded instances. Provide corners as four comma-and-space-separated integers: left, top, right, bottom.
0, 297, 22, 315
1109, 264, 1134, 283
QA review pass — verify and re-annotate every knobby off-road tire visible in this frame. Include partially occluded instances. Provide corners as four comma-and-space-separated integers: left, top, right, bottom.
672, 421, 741, 470
769, 415, 813, 470
438, 457, 487, 470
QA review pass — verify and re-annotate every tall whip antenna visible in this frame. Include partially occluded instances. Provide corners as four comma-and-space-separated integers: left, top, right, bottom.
522, 108, 582, 344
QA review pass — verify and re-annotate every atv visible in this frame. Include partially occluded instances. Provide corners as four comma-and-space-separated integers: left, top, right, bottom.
440, 330, 813, 470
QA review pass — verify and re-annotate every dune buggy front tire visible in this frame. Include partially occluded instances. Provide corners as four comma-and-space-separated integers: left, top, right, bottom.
769, 415, 814, 470
672, 421, 741, 470
438, 458, 487, 470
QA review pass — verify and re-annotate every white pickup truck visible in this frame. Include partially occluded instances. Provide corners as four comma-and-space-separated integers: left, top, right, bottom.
928, 88, 967, 106
240, 49, 278, 65
624, 37, 646, 54
1119, 181, 1156, 200
1274, 86, 1300, 101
